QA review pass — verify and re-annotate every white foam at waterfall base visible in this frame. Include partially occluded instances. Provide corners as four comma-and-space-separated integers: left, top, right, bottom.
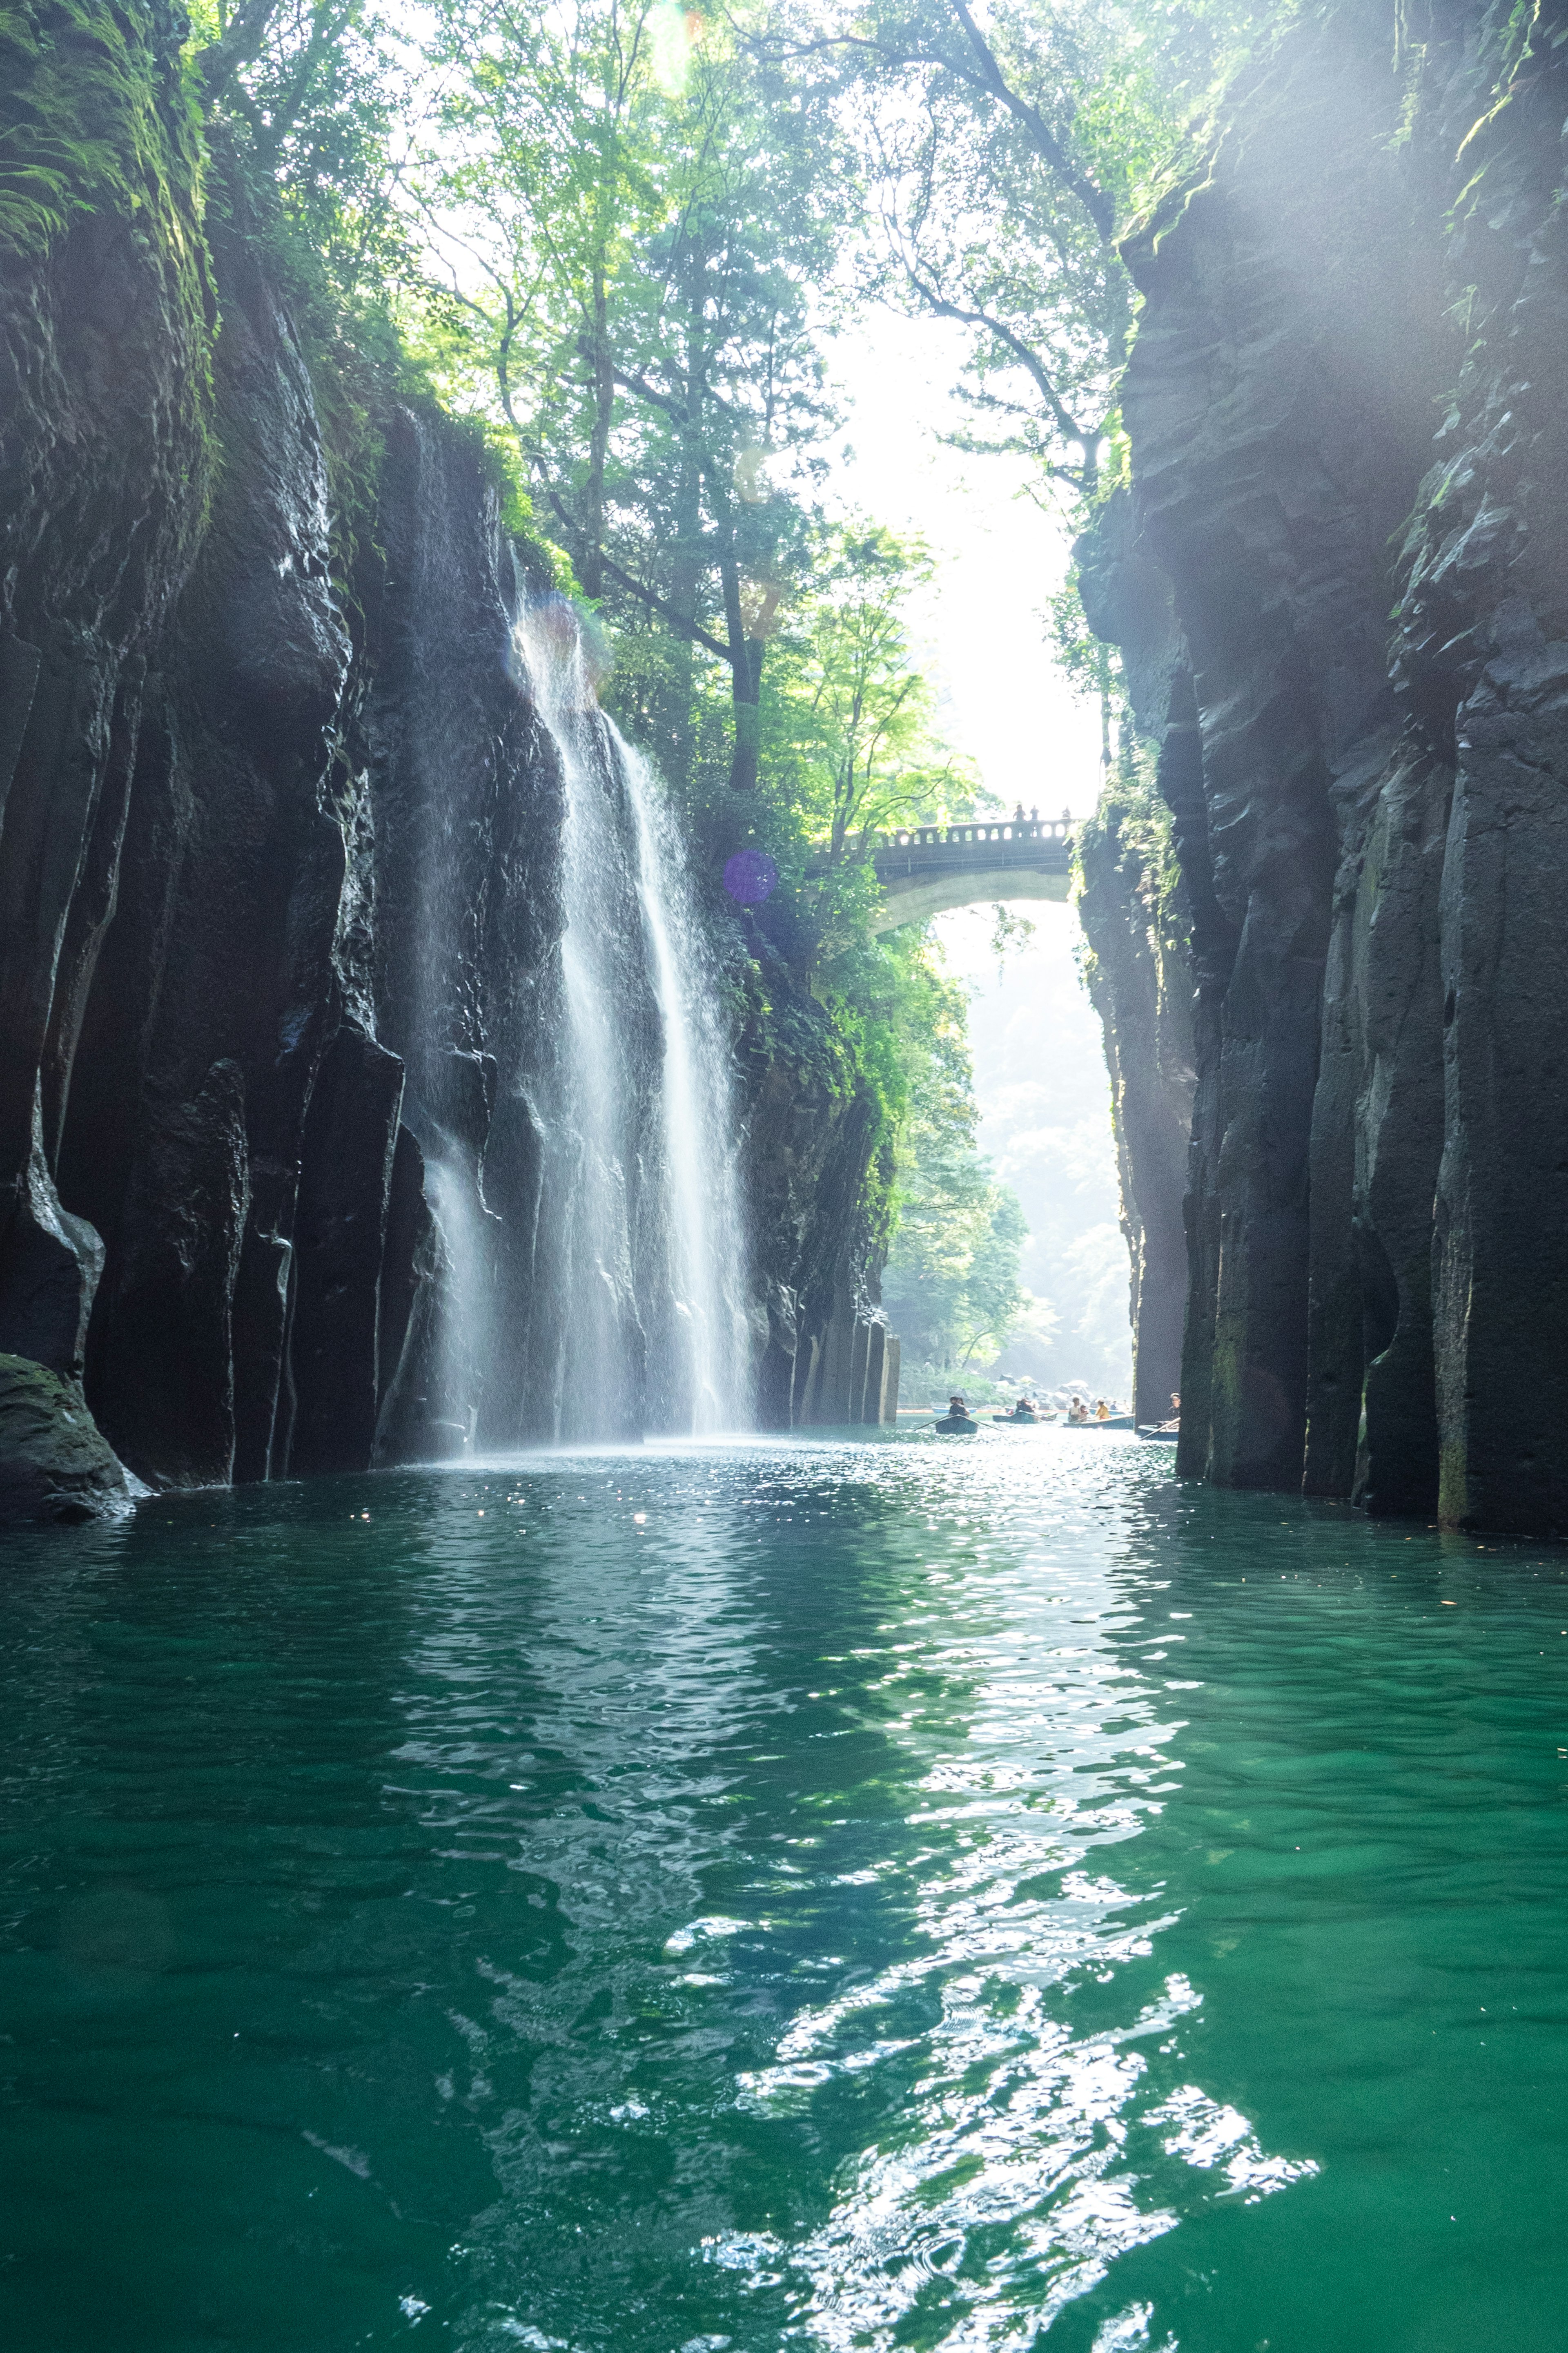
516, 599, 751, 1440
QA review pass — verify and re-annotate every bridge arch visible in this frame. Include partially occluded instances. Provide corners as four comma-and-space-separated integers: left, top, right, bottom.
860, 820, 1074, 935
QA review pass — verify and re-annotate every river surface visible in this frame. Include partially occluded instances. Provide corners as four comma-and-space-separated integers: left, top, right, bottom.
4, 1432, 1568, 2351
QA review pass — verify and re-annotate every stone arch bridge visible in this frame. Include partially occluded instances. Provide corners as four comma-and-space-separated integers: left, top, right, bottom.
809, 819, 1074, 933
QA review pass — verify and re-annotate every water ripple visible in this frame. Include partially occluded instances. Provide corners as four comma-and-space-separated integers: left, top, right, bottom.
2, 1433, 1566, 2350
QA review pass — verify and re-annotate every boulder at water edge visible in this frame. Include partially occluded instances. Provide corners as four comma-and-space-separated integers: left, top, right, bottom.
0, 1356, 142, 1526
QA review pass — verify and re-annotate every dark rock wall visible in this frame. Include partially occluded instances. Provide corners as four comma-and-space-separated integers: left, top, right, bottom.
737, 936, 900, 1431
1076, 784, 1195, 1429
1395, 7, 1568, 1533
0, 0, 214, 1397
1085, 0, 1568, 1534
0, 12, 895, 1510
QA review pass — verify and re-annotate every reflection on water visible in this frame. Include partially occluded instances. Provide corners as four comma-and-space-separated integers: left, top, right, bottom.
2, 1434, 1568, 2352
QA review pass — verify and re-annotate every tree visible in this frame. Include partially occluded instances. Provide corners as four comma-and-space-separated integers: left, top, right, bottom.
768, 524, 980, 862
189, 0, 419, 313
878, 939, 1028, 1369
410, 0, 850, 785
755, 0, 1252, 500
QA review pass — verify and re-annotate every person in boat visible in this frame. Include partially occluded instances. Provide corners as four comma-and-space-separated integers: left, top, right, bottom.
1096, 1398, 1111, 1421
948, 1394, 968, 1418
1067, 1396, 1088, 1424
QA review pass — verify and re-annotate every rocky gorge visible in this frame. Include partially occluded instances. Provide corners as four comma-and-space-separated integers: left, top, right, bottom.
0, 1, 898, 1521
1078, 0, 1568, 1535
7, 0, 1566, 1546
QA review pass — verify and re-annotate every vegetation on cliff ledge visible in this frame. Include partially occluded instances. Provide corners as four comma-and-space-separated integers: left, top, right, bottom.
0, 0, 1338, 1367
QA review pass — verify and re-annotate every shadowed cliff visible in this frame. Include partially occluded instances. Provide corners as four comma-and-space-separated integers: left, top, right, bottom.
0, 9, 895, 1518
1079, 0, 1568, 1535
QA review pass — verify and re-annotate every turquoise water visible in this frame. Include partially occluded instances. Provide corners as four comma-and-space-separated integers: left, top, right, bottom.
4, 1432, 1568, 2351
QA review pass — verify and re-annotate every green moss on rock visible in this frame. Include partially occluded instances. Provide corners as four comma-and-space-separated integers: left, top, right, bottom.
0, 1352, 140, 1524
0, 0, 206, 263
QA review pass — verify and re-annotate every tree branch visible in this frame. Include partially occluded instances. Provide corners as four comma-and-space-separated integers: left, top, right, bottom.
900, 258, 1099, 474
944, 0, 1114, 241
749, 8, 1115, 242
249, 0, 357, 164
196, 0, 284, 100
612, 364, 688, 422
541, 473, 734, 662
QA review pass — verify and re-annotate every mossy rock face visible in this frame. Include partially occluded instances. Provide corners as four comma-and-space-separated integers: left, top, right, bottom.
0, 1354, 140, 1525
0, 0, 216, 656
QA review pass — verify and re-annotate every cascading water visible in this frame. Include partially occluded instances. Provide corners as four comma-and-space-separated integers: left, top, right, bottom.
379, 449, 750, 1456
624, 737, 752, 1434
511, 598, 751, 1443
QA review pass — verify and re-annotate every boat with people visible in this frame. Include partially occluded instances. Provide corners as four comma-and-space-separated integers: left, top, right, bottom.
990, 1396, 1053, 1426
1136, 1394, 1182, 1442
932, 1392, 981, 1434
1060, 1395, 1134, 1430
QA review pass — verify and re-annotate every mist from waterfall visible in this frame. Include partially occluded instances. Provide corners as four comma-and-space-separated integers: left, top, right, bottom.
513, 599, 751, 1443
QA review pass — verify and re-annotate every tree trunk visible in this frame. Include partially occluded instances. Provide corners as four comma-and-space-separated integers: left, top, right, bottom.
578, 264, 613, 601
721, 553, 761, 790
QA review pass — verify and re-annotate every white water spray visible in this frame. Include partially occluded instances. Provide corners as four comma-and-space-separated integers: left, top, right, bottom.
516, 600, 751, 1439
624, 738, 751, 1432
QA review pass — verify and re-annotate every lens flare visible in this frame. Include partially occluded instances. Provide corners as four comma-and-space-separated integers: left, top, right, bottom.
723, 849, 777, 905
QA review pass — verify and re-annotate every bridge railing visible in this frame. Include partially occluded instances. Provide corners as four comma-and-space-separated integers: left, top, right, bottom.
873, 819, 1073, 853
802, 821, 1074, 879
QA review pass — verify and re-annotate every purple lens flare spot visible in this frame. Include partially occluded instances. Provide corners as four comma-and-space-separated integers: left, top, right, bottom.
723, 850, 778, 906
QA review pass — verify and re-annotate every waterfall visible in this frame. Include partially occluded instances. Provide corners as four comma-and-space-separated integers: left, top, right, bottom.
380, 438, 752, 1459
511, 598, 751, 1443
624, 736, 751, 1434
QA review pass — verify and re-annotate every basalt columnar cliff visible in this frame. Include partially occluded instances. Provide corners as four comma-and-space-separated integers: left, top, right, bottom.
1079, 0, 1568, 1534
0, 4, 896, 1521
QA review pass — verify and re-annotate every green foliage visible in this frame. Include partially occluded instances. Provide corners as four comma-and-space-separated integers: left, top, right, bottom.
402, 0, 853, 784
186, 0, 421, 329
879, 939, 1029, 1370
764, 525, 982, 852
1045, 563, 1114, 710
756, 0, 1265, 501
0, 0, 217, 561
1074, 744, 1187, 1003
0, 0, 207, 265
605, 516, 984, 959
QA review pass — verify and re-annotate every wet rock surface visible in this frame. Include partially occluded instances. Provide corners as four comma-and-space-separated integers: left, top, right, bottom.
1076, 786, 1194, 1432
0, 1353, 139, 1525
0, 10, 894, 1510
737, 928, 899, 1430
1082, 1, 1568, 1532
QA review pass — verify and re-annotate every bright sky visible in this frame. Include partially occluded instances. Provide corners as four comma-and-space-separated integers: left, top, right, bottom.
822, 303, 1131, 1397
822, 304, 1105, 818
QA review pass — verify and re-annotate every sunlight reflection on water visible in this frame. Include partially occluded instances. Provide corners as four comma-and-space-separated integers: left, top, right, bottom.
4, 1430, 1568, 2352
702, 1440, 1314, 2346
